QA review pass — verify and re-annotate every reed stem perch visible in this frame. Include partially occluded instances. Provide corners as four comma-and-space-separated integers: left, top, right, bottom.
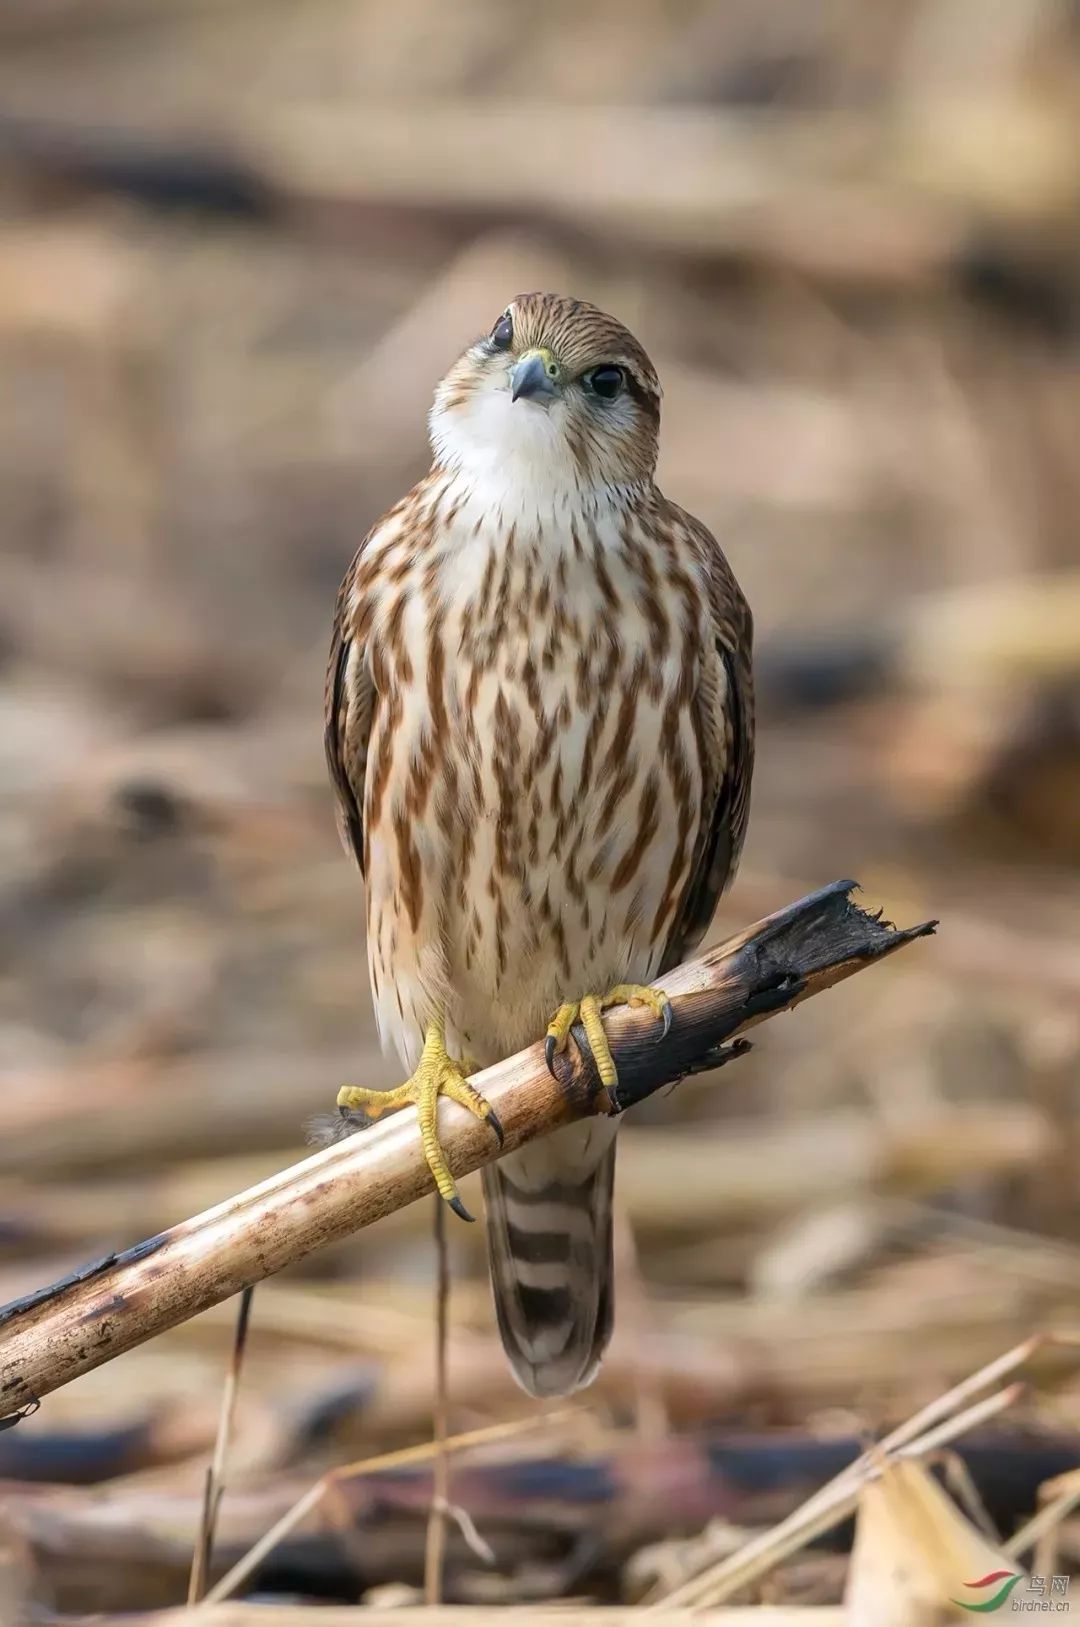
0, 880, 934, 1420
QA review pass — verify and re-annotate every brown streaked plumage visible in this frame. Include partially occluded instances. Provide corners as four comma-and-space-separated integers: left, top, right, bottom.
326, 292, 754, 1395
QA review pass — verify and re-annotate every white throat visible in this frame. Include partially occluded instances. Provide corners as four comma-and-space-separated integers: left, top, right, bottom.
429, 383, 643, 527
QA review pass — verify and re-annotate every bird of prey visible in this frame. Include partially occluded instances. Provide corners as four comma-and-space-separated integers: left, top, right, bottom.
325, 293, 754, 1396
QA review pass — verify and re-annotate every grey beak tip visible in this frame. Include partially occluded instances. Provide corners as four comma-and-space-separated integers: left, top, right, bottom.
510, 353, 555, 404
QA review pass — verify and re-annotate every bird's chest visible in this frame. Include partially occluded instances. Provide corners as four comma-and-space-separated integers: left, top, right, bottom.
372, 525, 695, 839
365, 517, 705, 1056
436, 533, 678, 819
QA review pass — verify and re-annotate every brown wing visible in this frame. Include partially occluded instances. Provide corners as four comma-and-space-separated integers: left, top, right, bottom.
324, 553, 375, 875
661, 508, 755, 972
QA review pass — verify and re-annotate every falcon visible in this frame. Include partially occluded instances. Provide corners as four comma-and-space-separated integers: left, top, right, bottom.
326, 293, 754, 1396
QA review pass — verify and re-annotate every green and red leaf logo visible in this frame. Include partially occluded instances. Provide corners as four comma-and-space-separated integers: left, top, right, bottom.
950, 1570, 1024, 1612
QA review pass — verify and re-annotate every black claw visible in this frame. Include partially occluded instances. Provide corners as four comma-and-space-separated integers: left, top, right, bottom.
487, 1107, 505, 1148
545, 1034, 558, 1077
660, 999, 674, 1040
447, 1193, 475, 1223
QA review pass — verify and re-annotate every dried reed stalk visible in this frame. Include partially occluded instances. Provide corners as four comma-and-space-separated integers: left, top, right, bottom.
423, 1197, 450, 1606
202, 1410, 574, 1607
0, 881, 934, 1420
654, 1332, 1080, 1609
187, 1285, 254, 1604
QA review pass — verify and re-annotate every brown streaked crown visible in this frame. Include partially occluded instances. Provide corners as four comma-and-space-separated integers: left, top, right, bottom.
499, 292, 662, 406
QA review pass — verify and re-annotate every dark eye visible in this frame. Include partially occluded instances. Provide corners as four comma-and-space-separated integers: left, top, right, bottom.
490, 313, 513, 350
586, 364, 624, 400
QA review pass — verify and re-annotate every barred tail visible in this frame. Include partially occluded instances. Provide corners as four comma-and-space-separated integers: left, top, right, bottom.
481, 1117, 617, 1398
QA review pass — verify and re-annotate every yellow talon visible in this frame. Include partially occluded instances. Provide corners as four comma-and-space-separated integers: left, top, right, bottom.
544, 982, 673, 1091
337, 1021, 502, 1221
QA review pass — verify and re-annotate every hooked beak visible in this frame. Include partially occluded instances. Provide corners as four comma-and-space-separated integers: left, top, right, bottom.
510, 347, 560, 404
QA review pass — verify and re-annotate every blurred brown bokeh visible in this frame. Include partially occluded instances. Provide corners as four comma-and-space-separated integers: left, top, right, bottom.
1, 1, 1079, 1614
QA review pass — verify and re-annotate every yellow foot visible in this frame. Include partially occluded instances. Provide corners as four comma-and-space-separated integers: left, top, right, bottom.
337, 1024, 502, 1222
544, 983, 673, 1091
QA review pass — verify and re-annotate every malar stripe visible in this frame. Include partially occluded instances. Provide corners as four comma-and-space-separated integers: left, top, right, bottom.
622, 368, 661, 425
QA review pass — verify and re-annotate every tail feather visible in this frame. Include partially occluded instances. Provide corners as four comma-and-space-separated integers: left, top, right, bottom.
482, 1117, 617, 1397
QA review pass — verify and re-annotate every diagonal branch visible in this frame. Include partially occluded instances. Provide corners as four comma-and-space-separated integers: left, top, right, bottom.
0, 881, 934, 1420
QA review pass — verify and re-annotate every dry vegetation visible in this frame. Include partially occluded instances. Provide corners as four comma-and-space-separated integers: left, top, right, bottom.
1, 0, 1080, 1620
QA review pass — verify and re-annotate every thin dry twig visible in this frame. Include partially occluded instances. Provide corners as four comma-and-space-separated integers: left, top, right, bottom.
1007, 1465, 1080, 1569
0, 881, 936, 1420
201, 1410, 579, 1607
188, 1285, 254, 1604
424, 1196, 450, 1606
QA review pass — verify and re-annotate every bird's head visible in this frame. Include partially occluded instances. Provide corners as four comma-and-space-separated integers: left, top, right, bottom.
429, 293, 662, 500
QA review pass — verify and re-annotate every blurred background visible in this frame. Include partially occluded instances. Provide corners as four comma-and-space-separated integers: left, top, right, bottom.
1, 0, 1080, 1614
